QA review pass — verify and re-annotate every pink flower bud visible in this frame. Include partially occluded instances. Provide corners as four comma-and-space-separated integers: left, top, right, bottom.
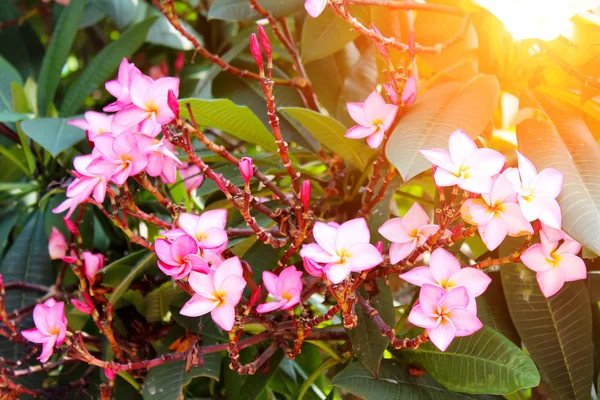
63, 217, 79, 236
239, 157, 253, 186
168, 89, 179, 119
0, 273, 3, 287
257, 25, 272, 60
383, 83, 398, 105
301, 180, 311, 210
83, 251, 105, 283
249, 285, 262, 308
104, 368, 116, 381
62, 255, 78, 264
402, 76, 417, 107
371, 24, 389, 59
175, 52, 185, 74
376, 241, 383, 254
249, 34, 264, 72
72, 298, 93, 315
48, 227, 67, 260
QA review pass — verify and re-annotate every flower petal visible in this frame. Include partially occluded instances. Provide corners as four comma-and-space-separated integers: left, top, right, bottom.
399, 266, 437, 287
433, 167, 460, 187
536, 267, 565, 297
324, 263, 351, 284
38, 336, 57, 363
440, 286, 470, 310
419, 284, 447, 314
479, 216, 508, 251
363, 91, 386, 120
520, 244, 552, 272
502, 203, 534, 237
366, 129, 385, 149
256, 300, 287, 314
448, 267, 491, 297
199, 209, 228, 229
428, 320, 456, 352
460, 198, 493, 226
534, 168, 563, 198
304, 0, 327, 18
221, 275, 247, 305
346, 102, 369, 126
346, 242, 383, 272
337, 218, 370, 251
429, 248, 461, 285
188, 271, 216, 298
171, 235, 198, 260
537, 197, 562, 230
211, 303, 236, 331
378, 218, 412, 243
373, 104, 398, 131
420, 149, 455, 172
559, 254, 587, 282
407, 304, 439, 329
21, 328, 47, 343
449, 309, 482, 337
345, 125, 376, 139
402, 203, 431, 230
300, 243, 336, 263
262, 271, 280, 298
448, 129, 477, 166
465, 148, 505, 177
312, 222, 338, 256
214, 256, 243, 289
389, 241, 417, 264
180, 294, 217, 317
458, 168, 492, 194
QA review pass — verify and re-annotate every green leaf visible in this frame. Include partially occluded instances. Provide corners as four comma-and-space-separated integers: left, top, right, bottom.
59, 17, 157, 116
110, 251, 156, 305
142, 353, 221, 400
208, 0, 304, 21
331, 360, 498, 399
279, 107, 375, 169
101, 250, 147, 287
0, 56, 22, 114
180, 98, 278, 154
0, 210, 17, 259
20, 117, 86, 157
144, 282, 181, 323
386, 75, 500, 181
193, 38, 248, 97
94, 0, 144, 28
146, 11, 201, 51
36, 0, 85, 116
400, 326, 539, 394
476, 271, 520, 345
301, 6, 369, 63
516, 90, 600, 256
501, 262, 594, 399
225, 347, 285, 399
348, 281, 394, 376
0, 112, 33, 122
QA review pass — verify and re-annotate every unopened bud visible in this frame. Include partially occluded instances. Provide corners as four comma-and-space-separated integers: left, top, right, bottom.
376, 241, 383, 254
371, 24, 389, 59
174, 52, 185, 74
402, 76, 417, 107
72, 299, 93, 315
104, 368, 116, 381
62, 255, 78, 264
257, 25, 272, 62
63, 217, 79, 236
249, 34, 264, 74
49, 227, 68, 260
249, 285, 262, 308
168, 89, 179, 119
239, 157, 253, 186
383, 83, 398, 105
301, 180, 311, 211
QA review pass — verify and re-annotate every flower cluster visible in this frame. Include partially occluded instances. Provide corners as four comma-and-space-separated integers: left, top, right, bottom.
54, 59, 183, 217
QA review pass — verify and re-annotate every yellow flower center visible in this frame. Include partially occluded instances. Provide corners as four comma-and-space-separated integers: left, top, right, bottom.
48, 326, 61, 336
146, 101, 159, 115
213, 291, 227, 307
337, 249, 351, 264
281, 291, 292, 302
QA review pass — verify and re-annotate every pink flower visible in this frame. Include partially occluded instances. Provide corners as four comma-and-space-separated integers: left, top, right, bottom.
256, 266, 303, 313
113, 75, 180, 136
180, 257, 247, 331
399, 248, 491, 313
53, 154, 110, 217
305, 0, 327, 18
541, 222, 569, 243
239, 157, 253, 186
179, 163, 204, 193
165, 211, 228, 255
302, 256, 324, 277
408, 284, 482, 351
402, 76, 417, 106
104, 58, 142, 112
345, 91, 398, 149
420, 129, 505, 194
460, 171, 533, 250
21, 299, 67, 363
155, 235, 210, 279
505, 151, 563, 229
82, 251, 104, 283
69, 112, 114, 141
300, 218, 383, 284
378, 203, 441, 264
520, 231, 586, 297
136, 136, 181, 184
48, 227, 67, 260
87, 132, 148, 185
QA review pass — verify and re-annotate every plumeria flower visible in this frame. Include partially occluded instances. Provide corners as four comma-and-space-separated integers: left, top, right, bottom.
179, 163, 204, 194
87, 132, 148, 185
104, 58, 142, 112
505, 151, 563, 229
305, 0, 327, 18
180, 257, 247, 331
113, 74, 180, 136
69, 112, 114, 141
256, 266, 303, 313
408, 284, 482, 351
155, 235, 210, 279
378, 203, 441, 264
164, 211, 228, 255
520, 231, 586, 297
345, 91, 399, 149
21, 299, 67, 363
300, 218, 383, 284
82, 251, 104, 284
48, 227, 67, 260
400, 248, 491, 313
541, 222, 569, 243
460, 171, 533, 250
136, 135, 181, 184
420, 129, 505, 194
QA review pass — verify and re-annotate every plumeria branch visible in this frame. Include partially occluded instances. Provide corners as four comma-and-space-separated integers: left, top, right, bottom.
347, 0, 465, 16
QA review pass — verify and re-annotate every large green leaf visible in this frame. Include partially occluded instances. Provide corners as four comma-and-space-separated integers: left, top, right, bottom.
386, 75, 500, 181
20, 117, 86, 157
180, 98, 278, 154
142, 353, 221, 400
146, 11, 201, 51
331, 360, 498, 399
0, 56, 22, 115
301, 6, 369, 64
400, 327, 539, 394
59, 17, 157, 116
208, 0, 304, 21
95, 0, 145, 28
36, 0, 85, 116
476, 271, 520, 345
501, 262, 593, 399
516, 90, 600, 256
110, 251, 156, 305
279, 107, 375, 169
348, 281, 395, 377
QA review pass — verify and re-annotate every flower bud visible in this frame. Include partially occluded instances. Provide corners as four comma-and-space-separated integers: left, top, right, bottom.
174, 52, 185, 74
72, 299, 93, 315
239, 157, 253, 186
249, 285, 262, 308
376, 241, 383, 254
257, 24, 272, 61
301, 180, 311, 210
371, 24, 389, 59
0, 273, 3, 288
249, 34, 264, 73
104, 368, 116, 381
383, 83, 398, 105
63, 217, 79, 236
168, 89, 179, 119
62, 255, 78, 264
402, 76, 417, 107
83, 251, 105, 283
48, 227, 67, 260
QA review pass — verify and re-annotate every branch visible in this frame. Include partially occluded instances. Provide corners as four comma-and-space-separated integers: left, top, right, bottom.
347, 0, 464, 16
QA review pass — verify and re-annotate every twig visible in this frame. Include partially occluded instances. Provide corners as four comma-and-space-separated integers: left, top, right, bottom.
347, 0, 464, 16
